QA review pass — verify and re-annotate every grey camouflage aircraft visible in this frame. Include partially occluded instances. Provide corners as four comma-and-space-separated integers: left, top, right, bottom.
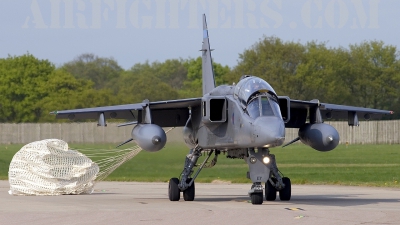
52, 14, 394, 205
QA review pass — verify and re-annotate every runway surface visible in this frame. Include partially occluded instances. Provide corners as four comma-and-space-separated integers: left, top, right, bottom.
1, 180, 399, 225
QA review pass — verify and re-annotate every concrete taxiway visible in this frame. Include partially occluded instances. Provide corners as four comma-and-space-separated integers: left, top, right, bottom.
0, 181, 399, 225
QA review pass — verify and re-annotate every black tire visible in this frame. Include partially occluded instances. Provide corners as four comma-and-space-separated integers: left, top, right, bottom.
265, 179, 277, 201
183, 178, 195, 201
168, 178, 180, 201
251, 193, 263, 205
279, 177, 291, 201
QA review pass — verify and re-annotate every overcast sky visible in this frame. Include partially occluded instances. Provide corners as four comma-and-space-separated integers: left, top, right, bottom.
1, 0, 399, 69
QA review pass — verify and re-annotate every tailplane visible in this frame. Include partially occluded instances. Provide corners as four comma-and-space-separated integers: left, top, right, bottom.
201, 14, 216, 95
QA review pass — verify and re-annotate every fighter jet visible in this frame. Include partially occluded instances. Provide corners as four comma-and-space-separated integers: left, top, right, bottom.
51, 14, 394, 205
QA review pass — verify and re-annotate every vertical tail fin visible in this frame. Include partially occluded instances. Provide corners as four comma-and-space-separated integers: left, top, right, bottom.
201, 14, 216, 95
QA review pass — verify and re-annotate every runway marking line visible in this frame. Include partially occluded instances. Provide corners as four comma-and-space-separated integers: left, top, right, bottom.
285, 208, 305, 211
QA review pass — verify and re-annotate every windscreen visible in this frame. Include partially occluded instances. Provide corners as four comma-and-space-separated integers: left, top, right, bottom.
247, 98, 260, 119
246, 94, 282, 119
261, 97, 274, 116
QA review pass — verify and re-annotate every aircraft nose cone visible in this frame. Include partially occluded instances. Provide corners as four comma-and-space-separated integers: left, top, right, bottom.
275, 137, 286, 145
253, 117, 285, 147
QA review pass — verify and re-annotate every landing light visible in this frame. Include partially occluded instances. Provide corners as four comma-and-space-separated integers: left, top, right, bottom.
262, 156, 270, 164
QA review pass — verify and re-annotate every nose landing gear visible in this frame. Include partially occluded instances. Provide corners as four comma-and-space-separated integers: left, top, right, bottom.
246, 148, 291, 205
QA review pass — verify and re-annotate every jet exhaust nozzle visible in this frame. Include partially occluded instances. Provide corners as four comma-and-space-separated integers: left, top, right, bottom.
298, 123, 339, 152
131, 124, 167, 152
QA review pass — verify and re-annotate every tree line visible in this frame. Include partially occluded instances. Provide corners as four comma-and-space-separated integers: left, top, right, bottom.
0, 36, 398, 122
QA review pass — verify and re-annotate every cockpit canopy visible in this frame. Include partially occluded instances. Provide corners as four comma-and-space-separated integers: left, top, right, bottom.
234, 76, 282, 119
246, 94, 282, 119
234, 76, 277, 106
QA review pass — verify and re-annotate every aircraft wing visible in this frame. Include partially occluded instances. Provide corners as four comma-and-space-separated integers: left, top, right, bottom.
286, 99, 394, 128
50, 98, 202, 127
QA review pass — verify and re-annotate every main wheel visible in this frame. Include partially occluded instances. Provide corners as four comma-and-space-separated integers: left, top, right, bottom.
183, 178, 195, 201
250, 193, 263, 205
265, 179, 277, 201
168, 178, 180, 201
279, 177, 291, 201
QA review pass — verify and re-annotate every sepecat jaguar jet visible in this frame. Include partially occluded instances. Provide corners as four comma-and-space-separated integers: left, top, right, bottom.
51, 14, 394, 205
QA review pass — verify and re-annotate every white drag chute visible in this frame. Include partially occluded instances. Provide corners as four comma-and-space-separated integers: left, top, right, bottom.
8, 129, 174, 196
8, 139, 99, 195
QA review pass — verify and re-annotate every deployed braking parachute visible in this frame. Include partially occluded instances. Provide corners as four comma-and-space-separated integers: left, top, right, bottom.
8, 139, 100, 195
8, 139, 145, 196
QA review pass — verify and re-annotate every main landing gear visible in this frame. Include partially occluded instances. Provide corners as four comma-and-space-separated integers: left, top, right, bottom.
168, 177, 195, 201
168, 147, 290, 205
246, 148, 291, 205
265, 177, 291, 201
168, 147, 219, 201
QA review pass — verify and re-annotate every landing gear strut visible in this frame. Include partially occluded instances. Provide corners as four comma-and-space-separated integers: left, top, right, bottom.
167, 147, 219, 201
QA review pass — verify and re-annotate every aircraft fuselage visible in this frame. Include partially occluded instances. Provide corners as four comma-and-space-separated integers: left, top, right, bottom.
185, 76, 285, 150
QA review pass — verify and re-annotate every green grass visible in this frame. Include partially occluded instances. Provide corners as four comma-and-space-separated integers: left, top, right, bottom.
1, 143, 399, 187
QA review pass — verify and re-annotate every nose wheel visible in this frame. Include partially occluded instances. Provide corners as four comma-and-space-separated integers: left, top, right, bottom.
249, 182, 264, 205
250, 192, 263, 205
